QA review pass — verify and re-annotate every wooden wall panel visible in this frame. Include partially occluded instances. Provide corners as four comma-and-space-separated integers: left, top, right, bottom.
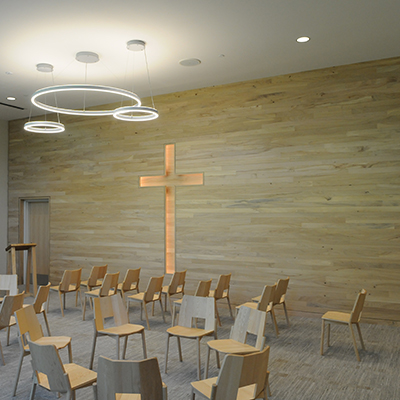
8, 56, 400, 324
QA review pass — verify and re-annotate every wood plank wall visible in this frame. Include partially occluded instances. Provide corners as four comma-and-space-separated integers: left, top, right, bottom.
8, 56, 400, 325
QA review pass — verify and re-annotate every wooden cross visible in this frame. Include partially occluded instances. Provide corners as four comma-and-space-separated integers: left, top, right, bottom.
139, 144, 204, 273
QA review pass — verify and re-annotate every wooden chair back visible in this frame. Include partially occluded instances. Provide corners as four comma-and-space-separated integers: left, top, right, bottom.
350, 289, 367, 323
213, 346, 270, 400
121, 268, 141, 292
143, 276, 164, 303
194, 279, 212, 297
87, 265, 108, 288
99, 272, 120, 297
0, 292, 25, 329
94, 295, 129, 332
28, 341, 70, 394
15, 304, 44, 343
0, 274, 18, 296
257, 284, 276, 312
32, 283, 51, 314
97, 356, 164, 400
230, 306, 266, 350
59, 268, 82, 292
167, 270, 187, 295
179, 295, 215, 331
213, 274, 231, 300
273, 277, 289, 305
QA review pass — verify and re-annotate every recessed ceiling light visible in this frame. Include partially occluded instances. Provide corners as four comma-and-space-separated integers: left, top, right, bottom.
297, 36, 310, 43
7, 96, 16, 101
179, 58, 201, 67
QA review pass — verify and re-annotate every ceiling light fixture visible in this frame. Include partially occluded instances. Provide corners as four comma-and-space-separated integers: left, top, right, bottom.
24, 63, 65, 134
112, 40, 159, 122
7, 96, 16, 101
296, 36, 310, 43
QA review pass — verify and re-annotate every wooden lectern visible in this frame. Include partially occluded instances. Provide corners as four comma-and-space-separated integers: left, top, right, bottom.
5, 243, 38, 296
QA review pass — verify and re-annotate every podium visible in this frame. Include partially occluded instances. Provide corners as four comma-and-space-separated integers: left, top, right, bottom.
5, 243, 38, 296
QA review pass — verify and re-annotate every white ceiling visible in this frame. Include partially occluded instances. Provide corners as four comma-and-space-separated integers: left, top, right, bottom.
1, 0, 399, 122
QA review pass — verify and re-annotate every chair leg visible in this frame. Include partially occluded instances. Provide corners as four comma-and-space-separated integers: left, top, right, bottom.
159, 299, 166, 323
82, 295, 87, 320
165, 334, 170, 373
143, 302, 151, 330
349, 323, 361, 362
116, 336, 120, 359
215, 348, 220, 369
215, 302, 221, 327
191, 387, 196, 400
168, 295, 173, 315
356, 323, 366, 350
122, 336, 128, 359
196, 337, 202, 381
67, 342, 73, 363
7, 326, 11, 346
320, 319, 325, 355
42, 310, 51, 336
226, 296, 234, 319
204, 346, 211, 379
270, 308, 279, 336
177, 337, 183, 362
0, 339, 4, 365
89, 334, 97, 370
75, 290, 79, 306
29, 381, 37, 400
58, 291, 64, 317
141, 330, 147, 358
327, 323, 331, 347
283, 301, 290, 326
13, 350, 25, 396
152, 301, 155, 316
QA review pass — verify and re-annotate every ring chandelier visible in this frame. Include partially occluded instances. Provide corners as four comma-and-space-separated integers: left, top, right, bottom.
29, 41, 158, 125
24, 63, 65, 134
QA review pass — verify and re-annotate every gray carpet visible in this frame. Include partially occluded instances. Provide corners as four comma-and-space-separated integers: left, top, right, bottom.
1, 292, 399, 400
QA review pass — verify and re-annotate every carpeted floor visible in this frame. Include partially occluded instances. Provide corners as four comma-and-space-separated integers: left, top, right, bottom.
1, 291, 399, 400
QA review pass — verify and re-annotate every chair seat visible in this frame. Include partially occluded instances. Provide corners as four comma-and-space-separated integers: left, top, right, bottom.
99, 323, 144, 337
115, 394, 141, 400
167, 325, 214, 339
117, 283, 138, 291
50, 284, 78, 293
161, 285, 183, 294
128, 292, 159, 302
82, 279, 103, 288
207, 339, 259, 355
252, 295, 261, 302
37, 363, 97, 391
237, 301, 272, 312
85, 288, 116, 298
209, 289, 228, 299
24, 336, 71, 352
322, 311, 351, 324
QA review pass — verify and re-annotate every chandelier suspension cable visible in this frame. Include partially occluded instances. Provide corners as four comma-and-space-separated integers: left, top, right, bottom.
143, 44, 156, 110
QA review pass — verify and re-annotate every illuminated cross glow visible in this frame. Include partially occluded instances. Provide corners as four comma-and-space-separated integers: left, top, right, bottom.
139, 144, 204, 273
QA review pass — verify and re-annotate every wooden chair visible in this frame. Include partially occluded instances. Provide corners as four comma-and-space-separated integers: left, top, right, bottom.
90, 294, 147, 370
0, 274, 18, 302
321, 289, 367, 362
13, 304, 72, 396
165, 295, 217, 380
117, 268, 141, 300
237, 284, 278, 336
172, 279, 212, 326
29, 282, 51, 336
209, 273, 233, 326
204, 306, 267, 379
49, 268, 82, 317
81, 264, 108, 291
28, 340, 97, 400
0, 292, 24, 365
97, 356, 168, 400
82, 272, 120, 320
127, 275, 165, 330
253, 278, 290, 335
191, 345, 270, 400
161, 269, 187, 312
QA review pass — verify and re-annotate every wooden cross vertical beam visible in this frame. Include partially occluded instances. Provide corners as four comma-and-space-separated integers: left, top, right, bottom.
139, 144, 204, 274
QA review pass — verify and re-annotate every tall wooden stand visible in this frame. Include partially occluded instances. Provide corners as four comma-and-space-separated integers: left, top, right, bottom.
5, 243, 38, 296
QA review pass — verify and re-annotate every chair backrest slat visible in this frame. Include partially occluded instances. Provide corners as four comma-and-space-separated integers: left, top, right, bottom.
122, 268, 140, 292
0, 274, 18, 296
179, 295, 215, 330
194, 279, 212, 297
59, 268, 82, 292
87, 265, 108, 287
351, 289, 367, 323
94, 295, 128, 331
15, 304, 44, 342
168, 270, 187, 294
33, 283, 51, 314
97, 356, 164, 400
257, 284, 276, 312
0, 292, 25, 329
273, 277, 289, 305
213, 274, 231, 300
144, 276, 164, 303
99, 272, 120, 297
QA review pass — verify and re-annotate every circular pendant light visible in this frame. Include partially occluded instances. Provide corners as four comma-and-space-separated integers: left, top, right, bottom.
113, 106, 159, 121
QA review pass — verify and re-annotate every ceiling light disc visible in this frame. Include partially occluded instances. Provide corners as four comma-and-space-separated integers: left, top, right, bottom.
296, 36, 310, 43
76, 51, 100, 63
24, 121, 65, 134
113, 106, 159, 121
127, 40, 146, 52
31, 84, 141, 116
36, 63, 54, 73
179, 58, 201, 67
